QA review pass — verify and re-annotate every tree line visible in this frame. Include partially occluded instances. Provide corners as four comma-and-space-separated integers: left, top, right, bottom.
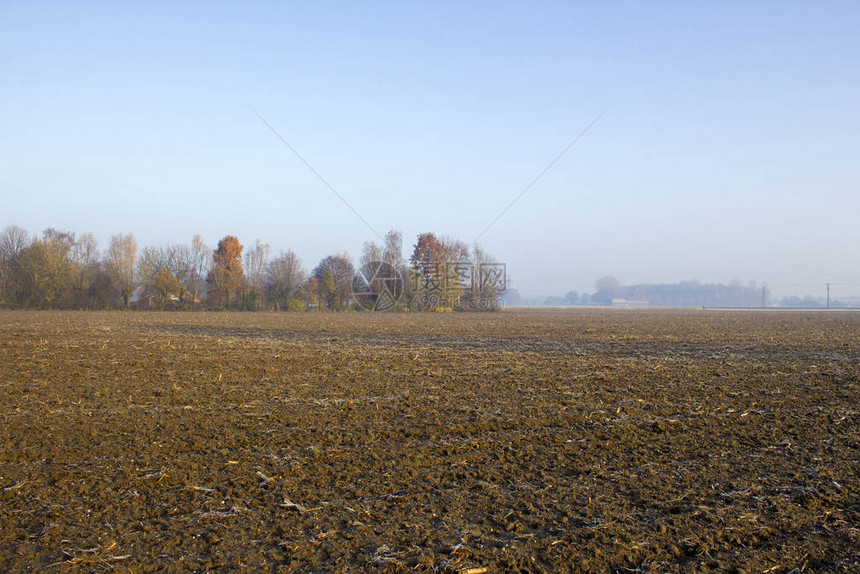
514, 276, 775, 308
0, 225, 504, 311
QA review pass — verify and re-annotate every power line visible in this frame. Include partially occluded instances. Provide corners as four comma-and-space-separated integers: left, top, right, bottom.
251, 107, 384, 241
473, 108, 607, 243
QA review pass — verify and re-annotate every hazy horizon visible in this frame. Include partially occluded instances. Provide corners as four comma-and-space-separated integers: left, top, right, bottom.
2, 2, 858, 297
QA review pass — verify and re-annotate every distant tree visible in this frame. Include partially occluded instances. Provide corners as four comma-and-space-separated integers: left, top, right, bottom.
266, 249, 306, 310
152, 265, 183, 304
0, 222, 513, 312
409, 233, 441, 308
409, 232, 446, 306
359, 241, 383, 269
410, 232, 445, 280
384, 229, 406, 299
0, 225, 29, 263
355, 237, 409, 311
564, 290, 579, 305
306, 276, 320, 309
18, 241, 52, 307
408, 233, 505, 310
503, 288, 523, 306
357, 241, 387, 306
467, 243, 504, 309
382, 229, 403, 269
88, 266, 121, 309
164, 243, 194, 304
440, 236, 470, 306
137, 246, 167, 304
190, 234, 210, 304
105, 233, 138, 308
442, 237, 470, 263
137, 243, 197, 307
595, 275, 620, 293
592, 275, 621, 305
312, 253, 354, 310
588, 278, 767, 308
20, 229, 77, 308
69, 232, 99, 305
207, 235, 244, 309
243, 239, 270, 310
18, 230, 75, 308
0, 225, 31, 306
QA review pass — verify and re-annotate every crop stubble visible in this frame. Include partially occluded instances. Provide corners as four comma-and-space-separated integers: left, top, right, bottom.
0, 310, 858, 572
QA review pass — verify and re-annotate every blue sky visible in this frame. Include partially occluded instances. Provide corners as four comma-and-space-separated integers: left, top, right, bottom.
1, 1, 858, 296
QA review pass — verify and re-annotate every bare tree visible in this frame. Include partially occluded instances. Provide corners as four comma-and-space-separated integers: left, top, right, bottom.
266, 250, 306, 310
359, 241, 383, 269
243, 239, 270, 310
70, 232, 99, 305
137, 245, 167, 304
105, 233, 138, 308
469, 243, 504, 308
190, 235, 210, 304
165, 243, 194, 295
441, 236, 470, 305
382, 229, 403, 269
0, 225, 30, 305
0, 225, 30, 265
442, 236, 470, 264
357, 241, 390, 307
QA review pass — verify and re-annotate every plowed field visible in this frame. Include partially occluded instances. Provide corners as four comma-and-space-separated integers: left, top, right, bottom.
1, 310, 858, 572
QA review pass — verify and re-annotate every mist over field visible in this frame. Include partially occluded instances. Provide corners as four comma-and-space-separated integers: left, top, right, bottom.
1, 2, 858, 299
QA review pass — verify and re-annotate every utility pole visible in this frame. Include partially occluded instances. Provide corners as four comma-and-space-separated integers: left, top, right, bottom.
826, 283, 830, 309
761, 285, 766, 309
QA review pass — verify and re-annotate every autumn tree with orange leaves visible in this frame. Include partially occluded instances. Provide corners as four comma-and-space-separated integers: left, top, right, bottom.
410, 233, 444, 281
207, 235, 244, 309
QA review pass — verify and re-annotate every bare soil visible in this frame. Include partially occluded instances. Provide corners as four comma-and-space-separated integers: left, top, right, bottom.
0, 309, 858, 572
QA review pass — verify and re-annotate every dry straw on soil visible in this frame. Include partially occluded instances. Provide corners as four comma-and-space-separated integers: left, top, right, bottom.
0, 310, 858, 572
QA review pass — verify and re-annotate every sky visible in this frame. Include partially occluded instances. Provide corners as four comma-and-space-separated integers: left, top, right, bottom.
1, 1, 858, 297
